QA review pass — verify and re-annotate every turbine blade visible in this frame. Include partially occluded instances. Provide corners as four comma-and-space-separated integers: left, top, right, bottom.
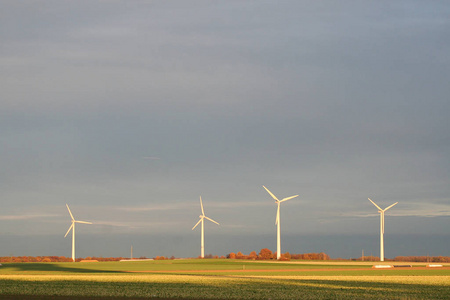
75, 221, 92, 224
192, 218, 202, 230
64, 223, 74, 238
368, 198, 382, 211
204, 216, 219, 225
66, 204, 75, 220
263, 186, 279, 201
280, 195, 299, 202
200, 196, 205, 216
382, 213, 385, 234
275, 204, 280, 225
384, 202, 398, 211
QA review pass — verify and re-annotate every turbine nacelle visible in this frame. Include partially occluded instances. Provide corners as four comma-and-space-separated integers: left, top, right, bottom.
192, 196, 220, 230
64, 204, 92, 238
263, 186, 298, 225
369, 198, 398, 212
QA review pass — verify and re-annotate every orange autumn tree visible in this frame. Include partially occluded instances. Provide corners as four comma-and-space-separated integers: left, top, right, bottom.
258, 248, 273, 260
248, 251, 258, 260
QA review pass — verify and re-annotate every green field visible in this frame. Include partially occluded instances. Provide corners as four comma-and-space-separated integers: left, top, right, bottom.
0, 260, 449, 299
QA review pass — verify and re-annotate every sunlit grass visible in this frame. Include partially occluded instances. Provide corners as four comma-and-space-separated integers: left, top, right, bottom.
1, 274, 449, 284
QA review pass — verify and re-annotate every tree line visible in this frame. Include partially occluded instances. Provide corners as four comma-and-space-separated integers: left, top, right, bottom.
1, 253, 448, 263
392, 256, 450, 263
226, 249, 330, 261
339, 255, 450, 263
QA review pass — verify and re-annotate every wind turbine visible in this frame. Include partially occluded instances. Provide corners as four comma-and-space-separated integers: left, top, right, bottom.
192, 196, 219, 258
263, 186, 299, 260
64, 204, 92, 262
368, 198, 398, 262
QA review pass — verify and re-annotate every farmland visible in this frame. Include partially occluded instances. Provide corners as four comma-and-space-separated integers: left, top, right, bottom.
0, 260, 449, 299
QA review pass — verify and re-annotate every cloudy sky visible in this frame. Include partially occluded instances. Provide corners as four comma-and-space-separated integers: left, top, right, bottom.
1, 0, 449, 259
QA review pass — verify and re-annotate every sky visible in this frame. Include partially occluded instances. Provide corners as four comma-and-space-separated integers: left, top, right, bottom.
1, 0, 449, 259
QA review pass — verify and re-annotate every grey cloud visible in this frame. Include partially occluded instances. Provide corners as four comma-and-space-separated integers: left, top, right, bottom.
1, 0, 449, 257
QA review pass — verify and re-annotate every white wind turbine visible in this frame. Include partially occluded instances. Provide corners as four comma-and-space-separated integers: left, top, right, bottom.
263, 186, 299, 260
64, 204, 92, 262
368, 198, 398, 262
192, 196, 219, 258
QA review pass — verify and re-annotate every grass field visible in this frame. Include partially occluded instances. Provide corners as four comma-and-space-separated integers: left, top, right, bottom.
0, 260, 449, 299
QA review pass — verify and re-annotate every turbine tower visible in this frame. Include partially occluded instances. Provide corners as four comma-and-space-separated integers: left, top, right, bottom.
263, 186, 299, 260
192, 196, 219, 258
368, 198, 398, 262
64, 204, 92, 262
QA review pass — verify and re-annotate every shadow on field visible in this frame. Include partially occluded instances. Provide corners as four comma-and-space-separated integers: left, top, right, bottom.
0, 297, 175, 300
0, 263, 123, 273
